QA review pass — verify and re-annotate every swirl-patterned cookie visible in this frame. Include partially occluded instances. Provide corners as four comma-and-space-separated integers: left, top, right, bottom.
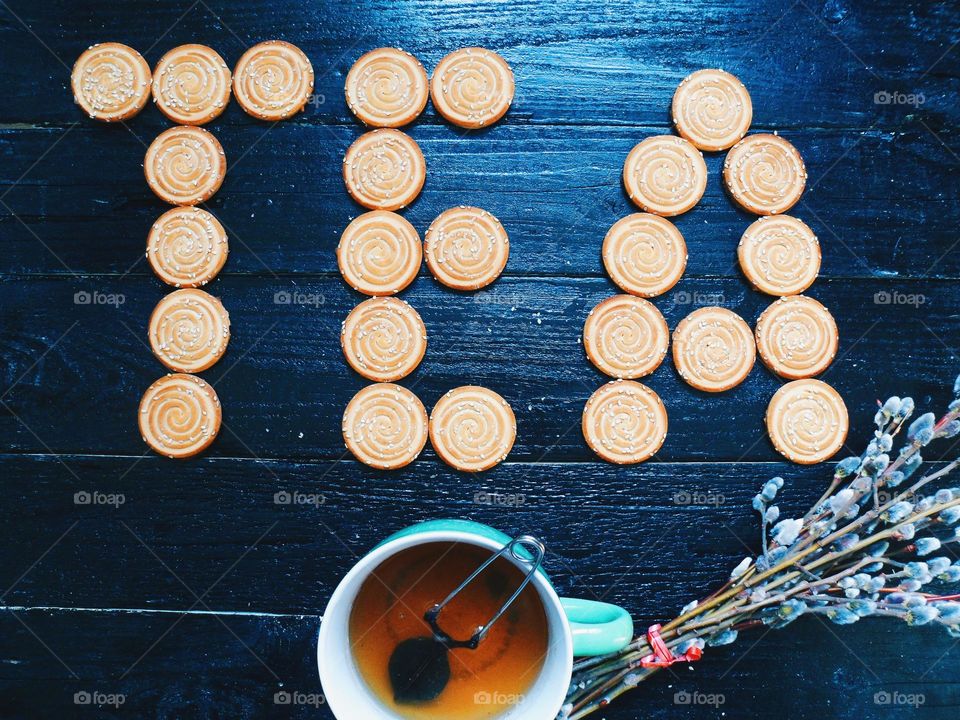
673, 306, 756, 392
152, 44, 231, 125
139, 373, 221, 458
583, 295, 669, 379
233, 40, 314, 120
337, 211, 421, 295
424, 206, 509, 290
149, 288, 230, 373
623, 135, 707, 217
582, 380, 667, 464
724, 134, 807, 215
738, 215, 820, 296
345, 47, 428, 128
430, 47, 514, 129
766, 378, 848, 464
144, 126, 226, 206
343, 129, 426, 211
342, 383, 429, 469
72, 43, 151, 121
602, 213, 687, 297
672, 69, 752, 152
147, 207, 229, 287
429, 386, 516, 472
755, 295, 838, 379
341, 297, 427, 382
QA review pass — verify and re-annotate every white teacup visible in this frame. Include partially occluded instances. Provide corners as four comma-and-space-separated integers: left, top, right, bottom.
317, 519, 633, 720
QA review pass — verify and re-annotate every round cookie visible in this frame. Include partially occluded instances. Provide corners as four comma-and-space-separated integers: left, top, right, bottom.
341, 297, 427, 382
149, 288, 230, 373
724, 134, 806, 215
138, 373, 221, 458
343, 129, 426, 211
337, 211, 421, 296
672, 69, 752, 152
429, 385, 516, 472
233, 40, 314, 120
583, 295, 669, 379
152, 44, 231, 125
144, 125, 226, 206
673, 306, 756, 392
345, 47, 428, 128
342, 383, 429, 469
424, 206, 509, 290
430, 47, 514, 129
71, 42, 151, 121
623, 135, 707, 217
755, 295, 838, 379
582, 380, 667, 464
766, 378, 848, 464
148, 207, 229, 287
602, 213, 687, 297
738, 215, 820, 296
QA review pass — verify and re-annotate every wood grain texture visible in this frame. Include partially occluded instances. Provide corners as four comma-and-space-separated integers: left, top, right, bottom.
2, 0, 960, 717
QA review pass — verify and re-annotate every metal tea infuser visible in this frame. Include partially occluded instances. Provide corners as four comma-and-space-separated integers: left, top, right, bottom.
388, 534, 547, 703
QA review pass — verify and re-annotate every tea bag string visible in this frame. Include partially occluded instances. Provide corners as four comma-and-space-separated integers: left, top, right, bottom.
426, 535, 546, 650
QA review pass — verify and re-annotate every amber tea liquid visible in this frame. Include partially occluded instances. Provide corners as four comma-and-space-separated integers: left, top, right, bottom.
349, 541, 549, 719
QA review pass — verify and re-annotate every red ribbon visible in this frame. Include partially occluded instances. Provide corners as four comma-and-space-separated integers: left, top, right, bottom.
639, 624, 703, 668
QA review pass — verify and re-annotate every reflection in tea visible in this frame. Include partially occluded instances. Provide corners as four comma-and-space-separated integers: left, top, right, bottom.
349, 542, 549, 719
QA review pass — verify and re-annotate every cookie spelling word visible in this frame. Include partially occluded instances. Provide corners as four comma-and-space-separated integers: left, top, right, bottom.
72, 42, 151, 121
673, 306, 756, 392
755, 295, 838, 379
144, 125, 226, 206
724, 133, 806, 215
343, 383, 429, 469
139, 373, 222, 458
424, 206, 509, 290
583, 295, 669, 379
738, 215, 820, 296
672, 69, 752, 152
429, 386, 516, 472
766, 378, 848, 464
345, 47, 429, 127
148, 288, 230, 374
338, 211, 422, 296
147, 207, 229, 287
343, 129, 426, 211
430, 47, 514, 129
602, 213, 688, 298
233, 40, 314, 120
623, 135, 707, 217
341, 296, 427, 382
152, 44, 232, 125
582, 380, 668, 464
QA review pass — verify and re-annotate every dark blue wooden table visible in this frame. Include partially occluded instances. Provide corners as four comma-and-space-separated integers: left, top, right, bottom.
2, 0, 960, 717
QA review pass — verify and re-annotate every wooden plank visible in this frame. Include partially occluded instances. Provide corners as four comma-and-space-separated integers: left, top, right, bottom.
1, 275, 956, 461
0, 605, 957, 719
2, 124, 960, 279
0, 0, 958, 128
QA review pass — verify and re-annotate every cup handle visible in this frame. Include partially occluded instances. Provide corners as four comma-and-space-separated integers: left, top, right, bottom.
560, 597, 634, 656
